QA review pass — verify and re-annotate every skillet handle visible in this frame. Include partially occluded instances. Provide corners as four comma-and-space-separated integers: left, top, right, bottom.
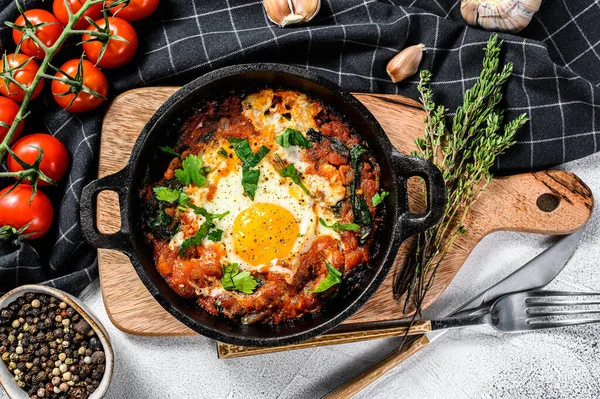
392, 151, 445, 238
80, 168, 133, 254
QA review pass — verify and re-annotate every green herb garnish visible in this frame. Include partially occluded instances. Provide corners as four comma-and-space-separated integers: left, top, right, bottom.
372, 191, 389, 207
189, 205, 230, 221
280, 164, 310, 195
175, 154, 208, 187
319, 218, 360, 232
276, 128, 313, 149
227, 137, 270, 199
227, 137, 270, 167
208, 229, 224, 242
153, 187, 182, 203
148, 210, 171, 229
309, 263, 342, 293
241, 168, 261, 200
221, 263, 257, 294
159, 146, 181, 159
217, 147, 229, 158
179, 220, 214, 256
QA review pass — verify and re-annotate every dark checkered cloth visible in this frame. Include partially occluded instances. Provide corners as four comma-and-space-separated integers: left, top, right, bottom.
0, 0, 598, 295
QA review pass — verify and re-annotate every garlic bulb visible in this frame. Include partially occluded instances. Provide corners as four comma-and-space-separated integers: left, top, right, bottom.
461, 0, 542, 33
386, 44, 424, 84
264, 0, 321, 27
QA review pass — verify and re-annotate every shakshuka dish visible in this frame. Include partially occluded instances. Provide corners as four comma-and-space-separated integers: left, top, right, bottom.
141, 88, 388, 325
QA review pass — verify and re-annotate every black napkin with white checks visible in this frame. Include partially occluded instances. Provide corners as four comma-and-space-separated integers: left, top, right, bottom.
0, 0, 598, 295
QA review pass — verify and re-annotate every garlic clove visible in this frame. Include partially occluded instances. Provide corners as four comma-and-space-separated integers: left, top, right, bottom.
461, 0, 542, 33
292, 0, 321, 22
264, 0, 321, 28
386, 44, 424, 84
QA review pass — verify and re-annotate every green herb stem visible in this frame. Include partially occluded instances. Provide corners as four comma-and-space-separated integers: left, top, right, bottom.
0, 0, 105, 161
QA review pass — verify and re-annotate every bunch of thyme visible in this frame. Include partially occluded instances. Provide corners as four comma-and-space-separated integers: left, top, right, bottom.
393, 34, 529, 314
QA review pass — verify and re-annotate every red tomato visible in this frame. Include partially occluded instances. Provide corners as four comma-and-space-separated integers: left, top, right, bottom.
52, 0, 103, 30
82, 17, 138, 68
51, 59, 108, 113
0, 53, 44, 103
0, 97, 24, 143
8, 134, 69, 186
0, 185, 53, 239
107, 0, 159, 21
12, 9, 63, 59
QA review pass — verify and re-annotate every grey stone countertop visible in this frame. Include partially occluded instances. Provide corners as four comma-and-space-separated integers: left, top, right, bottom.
3, 153, 600, 399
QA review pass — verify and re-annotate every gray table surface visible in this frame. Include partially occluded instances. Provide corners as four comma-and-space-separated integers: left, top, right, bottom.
3, 152, 600, 399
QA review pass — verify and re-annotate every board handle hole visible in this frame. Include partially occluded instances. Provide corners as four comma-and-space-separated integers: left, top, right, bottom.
97, 190, 122, 234
537, 193, 561, 213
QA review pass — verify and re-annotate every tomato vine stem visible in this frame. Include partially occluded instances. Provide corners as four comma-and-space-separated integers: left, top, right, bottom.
0, 0, 108, 161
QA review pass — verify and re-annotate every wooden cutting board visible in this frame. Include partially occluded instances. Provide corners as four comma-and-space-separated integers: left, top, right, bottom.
96, 87, 593, 341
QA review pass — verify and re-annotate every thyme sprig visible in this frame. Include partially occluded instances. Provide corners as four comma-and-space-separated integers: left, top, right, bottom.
394, 34, 529, 315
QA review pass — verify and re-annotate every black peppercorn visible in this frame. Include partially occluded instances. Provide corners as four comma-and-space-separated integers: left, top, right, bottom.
1, 292, 106, 398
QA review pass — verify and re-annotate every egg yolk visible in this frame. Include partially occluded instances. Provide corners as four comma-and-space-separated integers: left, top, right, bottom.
233, 203, 299, 266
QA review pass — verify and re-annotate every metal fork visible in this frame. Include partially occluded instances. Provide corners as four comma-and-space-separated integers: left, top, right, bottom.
433, 290, 600, 333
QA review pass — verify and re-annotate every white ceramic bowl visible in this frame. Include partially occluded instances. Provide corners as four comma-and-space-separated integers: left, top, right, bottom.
0, 285, 113, 399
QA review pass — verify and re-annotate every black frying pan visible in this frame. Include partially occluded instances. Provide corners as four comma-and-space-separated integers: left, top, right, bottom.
80, 64, 445, 347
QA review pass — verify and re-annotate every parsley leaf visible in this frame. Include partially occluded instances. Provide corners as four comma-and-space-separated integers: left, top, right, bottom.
276, 128, 313, 149
175, 154, 208, 187
159, 146, 181, 159
221, 263, 257, 294
153, 187, 182, 203
208, 229, 223, 242
179, 220, 214, 256
280, 164, 310, 195
372, 191, 389, 206
309, 263, 342, 293
319, 218, 360, 232
242, 168, 260, 200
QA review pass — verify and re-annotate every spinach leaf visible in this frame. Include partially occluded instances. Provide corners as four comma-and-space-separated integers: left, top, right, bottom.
242, 168, 261, 200
276, 128, 312, 149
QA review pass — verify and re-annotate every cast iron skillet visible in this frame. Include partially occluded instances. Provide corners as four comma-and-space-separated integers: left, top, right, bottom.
80, 63, 445, 347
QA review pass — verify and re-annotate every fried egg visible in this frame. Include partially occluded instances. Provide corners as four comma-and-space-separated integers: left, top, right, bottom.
178, 138, 339, 281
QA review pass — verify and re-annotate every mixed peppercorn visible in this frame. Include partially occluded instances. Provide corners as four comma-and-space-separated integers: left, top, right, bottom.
0, 292, 106, 398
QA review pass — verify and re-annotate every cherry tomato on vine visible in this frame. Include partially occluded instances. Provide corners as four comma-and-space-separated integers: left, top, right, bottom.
52, 0, 103, 30
0, 97, 24, 143
8, 134, 69, 186
107, 0, 159, 21
0, 184, 54, 239
0, 53, 44, 103
12, 9, 63, 59
51, 59, 108, 113
82, 17, 138, 68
